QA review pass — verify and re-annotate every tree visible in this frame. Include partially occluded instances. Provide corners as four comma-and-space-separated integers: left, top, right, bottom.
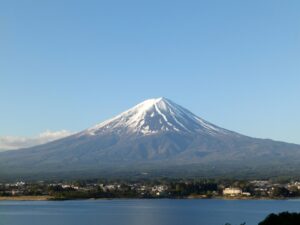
258, 212, 300, 225
271, 187, 290, 197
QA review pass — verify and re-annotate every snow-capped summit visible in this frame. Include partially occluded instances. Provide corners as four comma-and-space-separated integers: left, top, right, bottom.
86, 97, 229, 136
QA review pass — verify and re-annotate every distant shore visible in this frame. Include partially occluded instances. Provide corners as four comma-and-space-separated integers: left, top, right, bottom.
0, 196, 52, 201
0, 195, 289, 201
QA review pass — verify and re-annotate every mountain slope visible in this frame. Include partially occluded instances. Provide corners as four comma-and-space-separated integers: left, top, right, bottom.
1, 97, 300, 180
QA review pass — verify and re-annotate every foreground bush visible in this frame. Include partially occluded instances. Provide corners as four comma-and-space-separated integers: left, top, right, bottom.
258, 212, 300, 225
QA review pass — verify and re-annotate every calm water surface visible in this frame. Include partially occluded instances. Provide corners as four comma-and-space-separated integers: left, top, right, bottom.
1, 199, 300, 225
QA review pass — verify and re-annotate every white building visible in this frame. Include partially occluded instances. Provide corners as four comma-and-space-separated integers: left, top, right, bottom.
223, 188, 242, 196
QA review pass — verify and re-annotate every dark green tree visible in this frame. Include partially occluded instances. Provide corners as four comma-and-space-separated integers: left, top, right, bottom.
258, 212, 300, 225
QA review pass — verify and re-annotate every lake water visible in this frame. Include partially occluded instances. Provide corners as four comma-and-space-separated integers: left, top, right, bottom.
1, 199, 300, 225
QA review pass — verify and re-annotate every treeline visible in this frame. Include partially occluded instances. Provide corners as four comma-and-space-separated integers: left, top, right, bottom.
3, 178, 300, 199
48, 185, 144, 200
47, 180, 219, 200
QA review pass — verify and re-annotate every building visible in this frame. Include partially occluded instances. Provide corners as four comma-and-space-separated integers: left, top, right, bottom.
223, 188, 242, 196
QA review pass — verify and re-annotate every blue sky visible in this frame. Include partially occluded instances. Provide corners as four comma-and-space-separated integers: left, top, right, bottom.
1, 0, 300, 144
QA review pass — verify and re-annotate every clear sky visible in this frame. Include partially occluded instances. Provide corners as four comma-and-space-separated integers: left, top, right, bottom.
1, 0, 300, 144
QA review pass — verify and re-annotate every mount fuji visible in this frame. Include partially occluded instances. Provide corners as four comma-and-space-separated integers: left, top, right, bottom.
1, 97, 300, 180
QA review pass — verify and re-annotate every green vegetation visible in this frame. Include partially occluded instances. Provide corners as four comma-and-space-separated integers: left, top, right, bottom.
258, 212, 300, 225
2, 178, 300, 200
225, 212, 300, 225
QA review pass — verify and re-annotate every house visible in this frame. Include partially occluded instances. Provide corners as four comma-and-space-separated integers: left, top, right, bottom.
223, 188, 242, 196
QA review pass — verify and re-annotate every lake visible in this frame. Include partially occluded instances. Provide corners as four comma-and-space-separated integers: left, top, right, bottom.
1, 199, 300, 225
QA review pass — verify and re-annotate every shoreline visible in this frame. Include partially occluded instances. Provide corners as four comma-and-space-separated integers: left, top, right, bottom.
0, 195, 295, 201
0, 196, 52, 201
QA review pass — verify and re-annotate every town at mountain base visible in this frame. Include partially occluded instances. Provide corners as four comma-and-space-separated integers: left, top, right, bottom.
1, 97, 300, 180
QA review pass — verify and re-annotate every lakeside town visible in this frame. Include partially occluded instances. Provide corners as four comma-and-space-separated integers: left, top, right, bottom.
1, 179, 300, 200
